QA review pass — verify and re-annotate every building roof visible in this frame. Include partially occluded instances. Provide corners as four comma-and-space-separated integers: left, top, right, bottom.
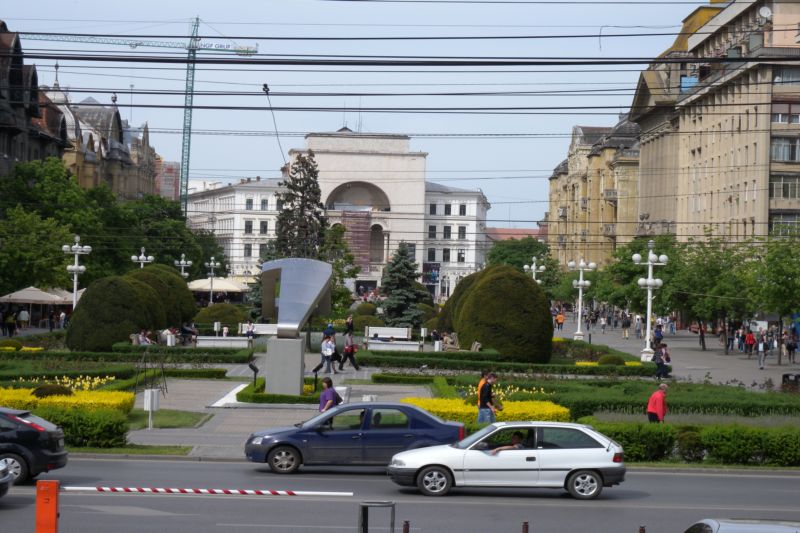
72, 97, 123, 143
305, 127, 410, 140
425, 181, 482, 195
485, 227, 545, 242
590, 114, 641, 154
572, 125, 613, 146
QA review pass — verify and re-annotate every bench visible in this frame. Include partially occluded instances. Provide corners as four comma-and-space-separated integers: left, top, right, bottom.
365, 326, 422, 352
195, 336, 250, 349
237, 323, 278, 336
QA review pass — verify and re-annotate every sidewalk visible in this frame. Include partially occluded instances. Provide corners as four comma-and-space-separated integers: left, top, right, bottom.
554, 317, 800, 385
127, 351, 433, 459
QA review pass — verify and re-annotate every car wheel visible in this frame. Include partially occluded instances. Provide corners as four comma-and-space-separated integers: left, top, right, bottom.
267, 446, 301, 474
566, 470, 603, 500
0, 454, 29, 484
417, 466, 452, 496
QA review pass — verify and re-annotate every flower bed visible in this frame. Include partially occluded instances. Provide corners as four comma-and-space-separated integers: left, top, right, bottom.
0, 387, 134, 413
235, 377, 319, 404
401, 397, 570, 425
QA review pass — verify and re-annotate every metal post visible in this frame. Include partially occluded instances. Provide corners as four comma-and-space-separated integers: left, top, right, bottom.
575, 266, 585, 340
63, 235, 90, 311
358, 501, 396, 533
568, 259, 596, 341
403, 521, 410, 533
633, 241, 668, 361
644, 259, 654, 355
522, 521, 530, 533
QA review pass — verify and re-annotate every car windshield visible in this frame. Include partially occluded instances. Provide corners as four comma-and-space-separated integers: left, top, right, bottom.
453, 424, 496, 449
298, 410, 332, 429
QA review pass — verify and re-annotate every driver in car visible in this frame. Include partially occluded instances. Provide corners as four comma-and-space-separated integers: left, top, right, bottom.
490, 431, 525, 455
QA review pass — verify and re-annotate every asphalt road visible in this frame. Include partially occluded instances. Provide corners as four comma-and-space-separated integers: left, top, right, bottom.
2, 458, 799, 532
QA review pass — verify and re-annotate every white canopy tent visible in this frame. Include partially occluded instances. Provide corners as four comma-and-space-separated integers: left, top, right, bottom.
0, 287, 64, 305
187, 277, 251, 293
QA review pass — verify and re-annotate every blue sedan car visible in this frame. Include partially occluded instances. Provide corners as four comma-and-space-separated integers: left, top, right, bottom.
245, 402, 464, 474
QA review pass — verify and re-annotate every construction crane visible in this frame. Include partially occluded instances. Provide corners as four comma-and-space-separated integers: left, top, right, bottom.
21, 17, 257, 215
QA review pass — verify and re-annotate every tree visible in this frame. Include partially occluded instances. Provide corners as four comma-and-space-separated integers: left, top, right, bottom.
275, 151, 328, 258
486, 236, 560, 296
381, 243, 426, 328
0, 207, 73, 294
319, 224, 361, 313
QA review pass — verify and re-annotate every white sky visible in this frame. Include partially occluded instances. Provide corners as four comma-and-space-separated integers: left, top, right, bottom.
7, 0, 701, 228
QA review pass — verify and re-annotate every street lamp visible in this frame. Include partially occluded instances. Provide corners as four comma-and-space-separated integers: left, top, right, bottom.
205, 256, 222, 305
632, 240, 668, 361
174, 253, 193, 278
62, 235, 91, 310
567, 259, 596, 341
131, 247, 154, 269
523, 256, 546, 284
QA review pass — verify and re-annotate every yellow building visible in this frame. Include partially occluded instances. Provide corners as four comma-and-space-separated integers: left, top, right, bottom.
675, 0, 800, 240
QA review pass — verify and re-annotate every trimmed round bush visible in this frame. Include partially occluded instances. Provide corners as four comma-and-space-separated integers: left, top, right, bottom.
597, 354, 626, 366
32, 384, 74, 398
356, 302, 377, 316
66, 276, 164, 352
127, 265, 196, 325
437, 270, 481, 332
193, 303, 247, 331
353, 315, 385, 333
457, 265, 553, 363
0, 339, 22, 350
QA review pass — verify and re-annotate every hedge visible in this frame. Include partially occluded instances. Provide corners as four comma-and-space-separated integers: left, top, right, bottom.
1, 347, 252, 364
371, 373, 436, 384
401, 397, 570, 425
430, 376, 460, 399
100, 368, 230, 391
0, 388, 134, 413
0, 364, 136, 382
357, 352, 656, 377
587, 421, 800, 466
236, 377, 319, 404
111, 343, 251, 356
34, 406, 128, 448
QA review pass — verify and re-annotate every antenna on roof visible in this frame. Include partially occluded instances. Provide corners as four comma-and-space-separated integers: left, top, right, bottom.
341, 99, 348, 129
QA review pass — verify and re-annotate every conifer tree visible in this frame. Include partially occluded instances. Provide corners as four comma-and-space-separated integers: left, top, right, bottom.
381, 242, 425, 328
274, 151, 327, 258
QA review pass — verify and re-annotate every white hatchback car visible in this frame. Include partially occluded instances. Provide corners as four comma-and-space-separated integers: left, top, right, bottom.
388, 421, 625, 499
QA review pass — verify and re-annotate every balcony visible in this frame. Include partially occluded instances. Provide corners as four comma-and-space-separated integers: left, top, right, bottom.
557, 207, 568, 219
603, 189, 618, 203
603, 223, 617, 237
580, 197, 588, 211
579, 229, 588, 242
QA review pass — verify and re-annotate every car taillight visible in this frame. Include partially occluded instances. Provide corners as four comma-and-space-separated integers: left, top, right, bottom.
10, 415, 47, 432
612, 452, 624, 463
458, 426, 465, 440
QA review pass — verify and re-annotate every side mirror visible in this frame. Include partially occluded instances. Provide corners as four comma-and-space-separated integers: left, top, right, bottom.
473, 441, 489, 451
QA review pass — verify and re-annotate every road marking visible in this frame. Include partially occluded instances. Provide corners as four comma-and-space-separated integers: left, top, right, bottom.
211, 383, 249, 407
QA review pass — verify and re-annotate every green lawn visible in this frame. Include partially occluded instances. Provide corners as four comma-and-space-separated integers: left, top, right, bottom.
68, 444, 192, 455
128, 408, 212, 430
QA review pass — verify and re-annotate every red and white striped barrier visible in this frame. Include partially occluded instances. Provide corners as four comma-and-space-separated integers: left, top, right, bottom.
62, 486, 353, 497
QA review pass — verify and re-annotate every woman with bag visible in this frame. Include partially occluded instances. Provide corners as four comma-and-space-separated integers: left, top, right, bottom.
339, 331, 360, 371
313, 335, 338, 374
319, 377, 342, 412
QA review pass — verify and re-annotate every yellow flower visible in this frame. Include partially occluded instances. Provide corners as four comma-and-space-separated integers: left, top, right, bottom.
575, 361, 599, 367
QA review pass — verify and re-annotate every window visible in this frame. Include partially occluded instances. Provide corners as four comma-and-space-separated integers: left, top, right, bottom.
770, 175, 800, 199
245, 198, 253, 210
327, 409, 366, 431
538, 428, 602, 449
442, 248, 451, 262
771, 137, 800, 162
244, 220, 253, 234
479, 428, 535, 450
243, 244, 252, 257
771, 103, 800, 124
259, 243, 268, 258
457, 249, 465, 263
458, 226, 467, 240
774, 67, 800, 85
769, 213, 800, 236
444, 204, 452, 216
429, 203, 437, 215
368, 409, 409, 430
406, 244, 416, 258
443, 226, 452, 239
276, 199, 284, 211
427, 248, 436, 262
459, 204, 467, 216
260, 221, 269, 235
428, 225, 436, 239
261, 198, 268, 211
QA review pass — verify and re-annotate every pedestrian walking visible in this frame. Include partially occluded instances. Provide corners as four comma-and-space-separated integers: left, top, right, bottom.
646, 384, 668, 423
339, 331, 360, 371
600, 316, 606, 334
744, 330, 756, 357
478, 373, 498, 424
653, 343, 670, 380
787, 335, 798, 364
757, 335, 767, 370
555, 312, 565, 331
313, 335, 338, 375
318, 377, 341, 412
621, 314, 631, 340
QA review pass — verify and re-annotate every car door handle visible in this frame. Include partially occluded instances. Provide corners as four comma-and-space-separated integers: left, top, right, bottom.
526, 457, 536, 462
403, 434, 415, 438
352, 434, 362, 440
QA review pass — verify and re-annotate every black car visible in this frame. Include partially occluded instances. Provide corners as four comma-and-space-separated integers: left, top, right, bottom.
245, 402, 464, 474
0, 408, 68, 483
0, 459, 13, 498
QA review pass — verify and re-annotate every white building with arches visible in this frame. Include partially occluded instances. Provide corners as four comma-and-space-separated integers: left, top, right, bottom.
187, 128, 490, 299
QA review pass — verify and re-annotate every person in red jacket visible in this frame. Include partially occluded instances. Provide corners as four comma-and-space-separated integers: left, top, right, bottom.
646, 384, 668, 423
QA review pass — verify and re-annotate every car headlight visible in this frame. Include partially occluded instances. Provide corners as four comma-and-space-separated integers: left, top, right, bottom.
390, 458, 405, 467
250, 436, 264, 446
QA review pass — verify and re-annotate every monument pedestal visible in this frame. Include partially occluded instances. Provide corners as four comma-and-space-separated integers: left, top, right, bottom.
265, 337, 305, 396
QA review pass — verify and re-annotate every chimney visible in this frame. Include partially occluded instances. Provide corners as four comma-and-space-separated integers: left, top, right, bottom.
256, 176, 261, 181
247, 177, 251, 183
